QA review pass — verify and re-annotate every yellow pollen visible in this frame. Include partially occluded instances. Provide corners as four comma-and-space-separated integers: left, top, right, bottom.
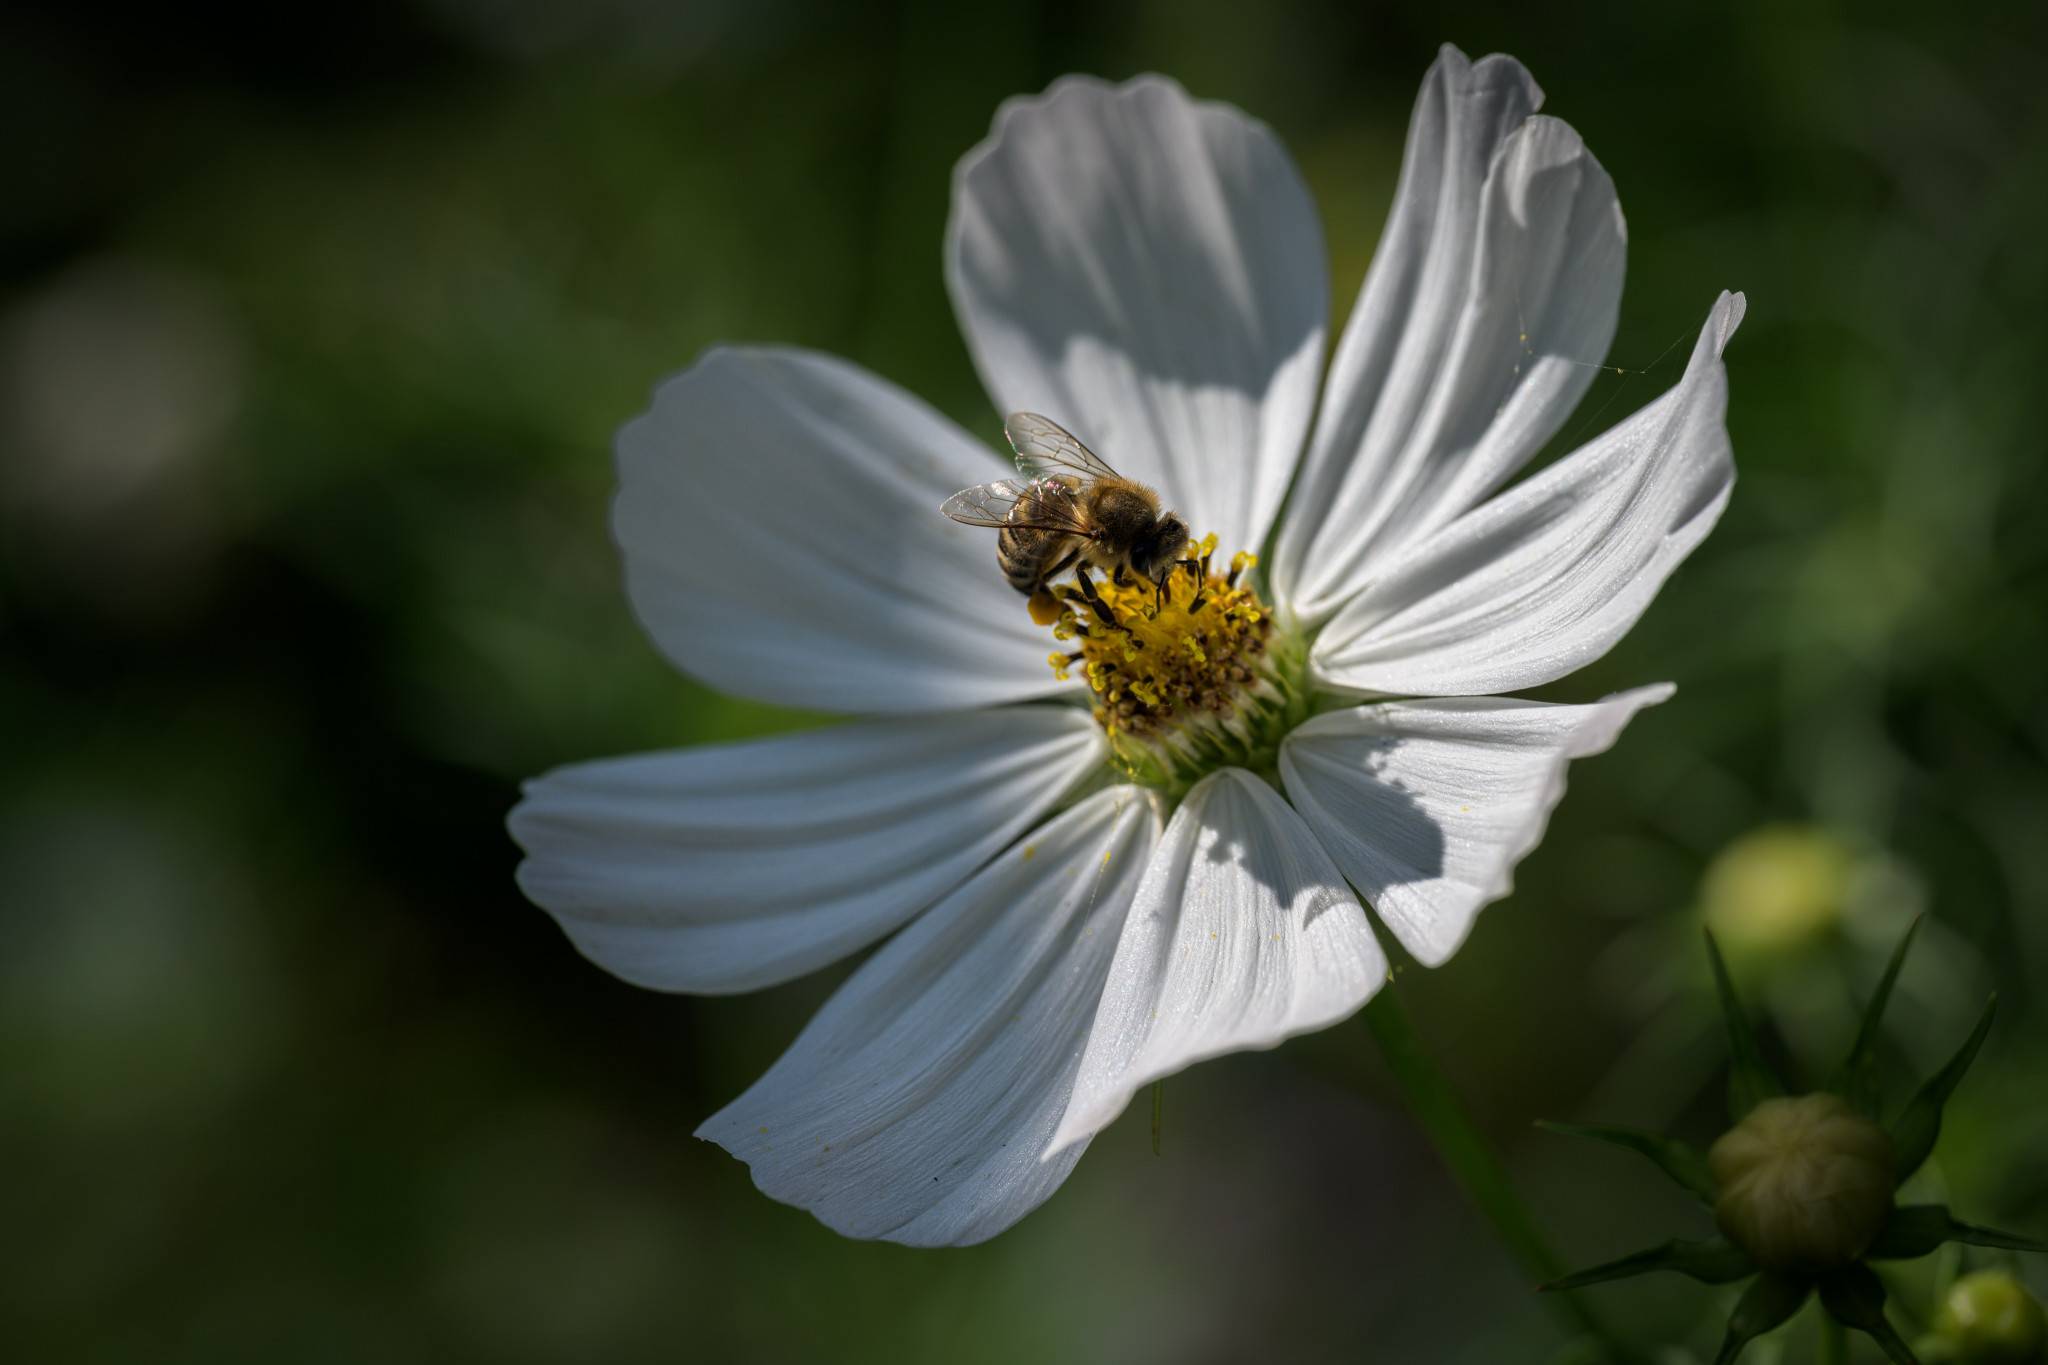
1040, 536, 1274, 742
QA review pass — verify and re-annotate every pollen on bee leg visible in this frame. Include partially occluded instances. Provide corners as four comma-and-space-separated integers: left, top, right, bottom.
1027, 588, 1063, 626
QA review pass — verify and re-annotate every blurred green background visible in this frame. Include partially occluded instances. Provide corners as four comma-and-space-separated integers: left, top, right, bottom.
3, 0, 2045, 1360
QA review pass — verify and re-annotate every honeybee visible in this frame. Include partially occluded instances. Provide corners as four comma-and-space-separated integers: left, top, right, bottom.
943, 413, 1190, 623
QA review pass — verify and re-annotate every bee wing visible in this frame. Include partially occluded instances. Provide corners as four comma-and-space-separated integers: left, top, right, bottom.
1004, 412, 1123, 482
941, 480, 1033, 527
941, 479, 1098, 536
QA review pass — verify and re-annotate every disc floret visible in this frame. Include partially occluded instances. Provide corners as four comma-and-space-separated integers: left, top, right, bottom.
1040, 534, 1307, 795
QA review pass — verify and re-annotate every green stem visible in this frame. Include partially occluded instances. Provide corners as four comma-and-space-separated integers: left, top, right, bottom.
1364, 983, 1632, 1361
1817, 1312, 1847, 1365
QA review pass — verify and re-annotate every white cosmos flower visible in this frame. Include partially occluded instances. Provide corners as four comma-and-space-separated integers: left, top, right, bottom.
509, 45, 1744, 1247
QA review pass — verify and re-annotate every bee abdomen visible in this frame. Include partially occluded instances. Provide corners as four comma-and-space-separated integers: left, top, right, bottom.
996, 526, 1051, 593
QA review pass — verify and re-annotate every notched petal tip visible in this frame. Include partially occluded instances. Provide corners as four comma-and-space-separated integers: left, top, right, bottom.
1307, 283, 1742, 699
1455, 45, 1544, 114
949, 63, 1328, 568
1271, 43, 1595, 626
1714, 290, 1749, 355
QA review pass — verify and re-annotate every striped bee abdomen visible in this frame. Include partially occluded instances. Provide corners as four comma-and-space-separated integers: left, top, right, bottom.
996, 521, 1064, 594
992, 481, 1083, 595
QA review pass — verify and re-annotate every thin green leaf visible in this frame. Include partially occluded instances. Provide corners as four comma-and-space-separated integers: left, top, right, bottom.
1828, 915, 1923, 1118
1863, 1204, 2048, 1259
1817, 1263, 1919, 1365
1537, 1121, 1716, 1205
1714, 1273, 1811, 1365
1890, 995, 1997, 1186
1541, 1236, 1755, 1292
1705, 927, 1784, 1120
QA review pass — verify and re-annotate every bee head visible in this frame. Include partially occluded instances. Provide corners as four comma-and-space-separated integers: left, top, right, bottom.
1132, 513, 1190, 584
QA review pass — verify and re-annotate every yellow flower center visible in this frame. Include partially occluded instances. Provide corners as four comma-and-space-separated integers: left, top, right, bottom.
1036, 534, 1307, 796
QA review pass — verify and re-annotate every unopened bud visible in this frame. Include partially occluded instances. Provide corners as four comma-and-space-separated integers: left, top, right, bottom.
1932, 1271, 2048, 1365
1709, 1092, 1894, 1272
1702, 824, 1853, 957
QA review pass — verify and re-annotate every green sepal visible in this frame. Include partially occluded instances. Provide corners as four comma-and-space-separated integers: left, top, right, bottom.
1866, 1204, 1955, 1260
1828, 915, 1923, 1118
1890, 995, 1996, 1187
1541, 1235, 1756, 1292
1817, 1263, 1919, 1365
1943, 1217, 2048, 1254
1537, 1121, 1717, 1206
1705, 927, 1785, 1120
1714, 1272, 1812, 1365
1864, 1203, 2048, 1260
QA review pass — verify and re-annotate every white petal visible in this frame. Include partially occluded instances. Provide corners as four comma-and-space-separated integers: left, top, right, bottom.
1273, 46, 1627, 625
697, 786, 1163, 1247
613, 346, 1069, 714
1311, 290, 1744, 696
1280, 685, 1672, 967
508, 706, 1104, 994
947, 74, 1327, 560
1050, 769, 1385, 1152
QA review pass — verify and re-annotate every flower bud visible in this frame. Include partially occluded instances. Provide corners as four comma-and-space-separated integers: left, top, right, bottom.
1702, 824, 1853, 958
1932, 1272, 2048, 1365
1709, 1092, 1894, 1272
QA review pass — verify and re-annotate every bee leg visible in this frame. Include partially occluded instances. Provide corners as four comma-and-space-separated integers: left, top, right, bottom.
1114, 563, 1132, 589
1073, 565, 1120, 632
